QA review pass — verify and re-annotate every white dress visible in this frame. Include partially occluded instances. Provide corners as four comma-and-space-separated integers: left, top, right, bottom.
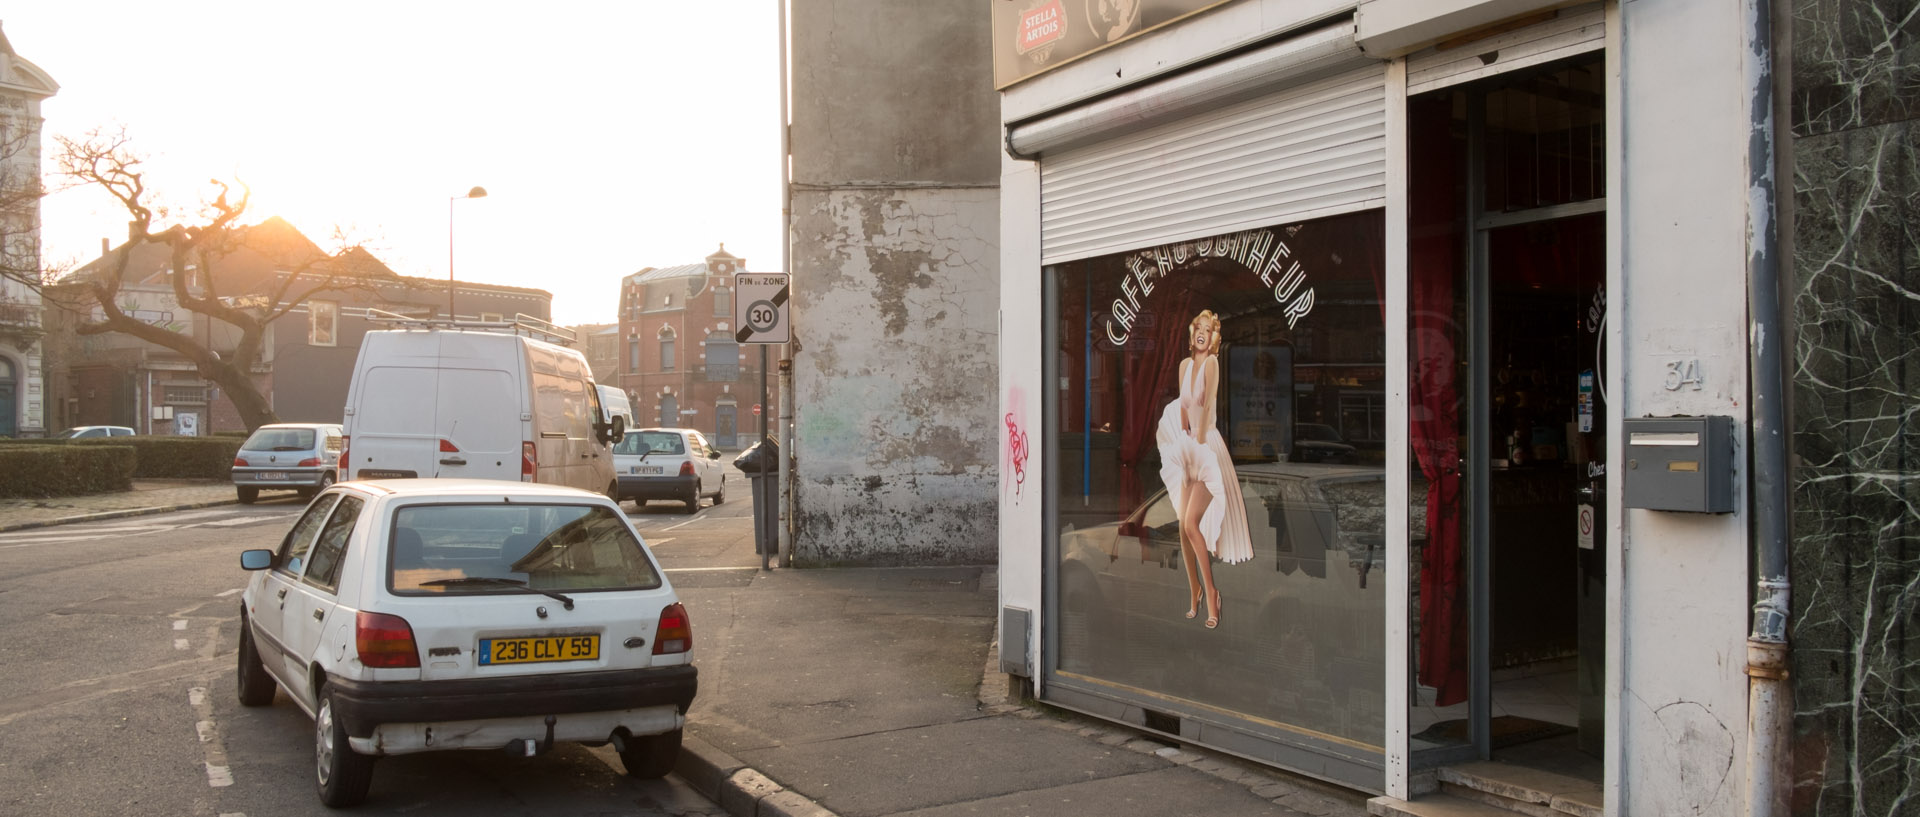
1155, 355, 1253, 564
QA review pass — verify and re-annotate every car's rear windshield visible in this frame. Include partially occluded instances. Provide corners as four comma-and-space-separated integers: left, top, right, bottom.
388, 503, 662, 595
241, 428, 317, 451
613, 431, 685, 456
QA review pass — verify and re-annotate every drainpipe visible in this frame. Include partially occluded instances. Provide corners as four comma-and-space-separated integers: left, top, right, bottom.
1743, 1, 1791, 815
776, 0, 795, 567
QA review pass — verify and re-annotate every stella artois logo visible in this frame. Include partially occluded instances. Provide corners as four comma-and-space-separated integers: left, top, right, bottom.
1016, 0, 1066, 59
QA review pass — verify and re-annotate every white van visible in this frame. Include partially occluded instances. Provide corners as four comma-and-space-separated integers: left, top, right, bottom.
342, 324, 625, 495
596, 384, 635, 441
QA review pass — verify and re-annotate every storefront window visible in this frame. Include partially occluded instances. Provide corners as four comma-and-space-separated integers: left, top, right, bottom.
1052, 209, 1387, 747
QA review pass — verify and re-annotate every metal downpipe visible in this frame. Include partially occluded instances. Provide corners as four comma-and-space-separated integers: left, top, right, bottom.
1743, 1, 1792, 815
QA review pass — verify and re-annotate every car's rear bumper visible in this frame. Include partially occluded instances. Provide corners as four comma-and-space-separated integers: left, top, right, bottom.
231, 467, 333, 488
329, 664, 697, 739
617, 474, 697, 500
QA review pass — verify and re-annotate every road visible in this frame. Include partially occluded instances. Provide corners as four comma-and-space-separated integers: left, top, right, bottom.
0, 468, 765, 816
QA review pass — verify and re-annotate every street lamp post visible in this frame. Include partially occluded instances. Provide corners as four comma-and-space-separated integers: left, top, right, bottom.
448, 186, 488, 319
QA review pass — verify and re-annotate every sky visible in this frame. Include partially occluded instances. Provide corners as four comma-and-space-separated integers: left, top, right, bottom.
6, 1, 784, 327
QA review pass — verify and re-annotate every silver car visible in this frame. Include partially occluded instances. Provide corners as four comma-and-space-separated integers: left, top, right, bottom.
231, 423, 343, 503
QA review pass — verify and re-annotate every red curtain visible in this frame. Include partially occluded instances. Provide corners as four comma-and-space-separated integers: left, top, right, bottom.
1115, 282, 1201, 515
1410, 97, 1468, 707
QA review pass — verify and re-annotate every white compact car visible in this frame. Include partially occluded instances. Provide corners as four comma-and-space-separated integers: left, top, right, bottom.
611, 428, 725, 513
236, 479, 696, 807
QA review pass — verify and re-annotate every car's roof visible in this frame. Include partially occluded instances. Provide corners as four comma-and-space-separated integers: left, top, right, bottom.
633, 427, 698, 434
341, 478, 611, 500
254, 422, 342, 430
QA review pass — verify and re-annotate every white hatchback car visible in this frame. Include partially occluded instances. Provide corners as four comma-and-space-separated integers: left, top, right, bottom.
612, 428, 725, 512
236, 479, 696, 807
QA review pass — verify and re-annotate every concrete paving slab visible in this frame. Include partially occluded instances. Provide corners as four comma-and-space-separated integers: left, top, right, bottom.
889, 765, 1314, 817
736, 716, 1166, 817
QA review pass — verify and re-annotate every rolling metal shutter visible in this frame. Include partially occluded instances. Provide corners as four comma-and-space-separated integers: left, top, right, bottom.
1038, 62, 1386, 265
1405, 3, 1604, 96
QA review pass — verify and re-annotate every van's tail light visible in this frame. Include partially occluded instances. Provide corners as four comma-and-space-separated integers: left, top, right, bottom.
679, 461, 695, 477
521, 442, 537, 481
653, 603, 692, 655
355, 611, 420, 668
233, 457, 249, 467
296, 458, 322, 468
439, 439, 461, 453
340, 436, 350, 471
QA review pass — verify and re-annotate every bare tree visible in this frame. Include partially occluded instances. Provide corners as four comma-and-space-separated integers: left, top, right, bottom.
51, 127, 389, 430
0, 110, 55, 291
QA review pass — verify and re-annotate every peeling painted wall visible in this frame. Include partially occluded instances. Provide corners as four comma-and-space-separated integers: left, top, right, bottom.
789, 1, 1000, 565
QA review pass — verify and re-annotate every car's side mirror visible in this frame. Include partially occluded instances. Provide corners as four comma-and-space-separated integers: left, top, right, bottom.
709, 450, 721, 460
240, 549, 274, 571
595, 415, 626, 446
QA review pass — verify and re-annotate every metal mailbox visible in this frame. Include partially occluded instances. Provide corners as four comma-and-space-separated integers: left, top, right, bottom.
1622, 416, 1734, 513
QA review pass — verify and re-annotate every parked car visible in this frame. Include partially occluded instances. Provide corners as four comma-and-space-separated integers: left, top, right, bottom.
230, 423, 343, 504
53, 425, 135, 438
236, 479, 696, 807
612, 428, 725, 513
1291, 423, 1357, 463
341, 325, 623, 494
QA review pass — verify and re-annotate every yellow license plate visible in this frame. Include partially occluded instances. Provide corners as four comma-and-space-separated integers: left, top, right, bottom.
479, 635, 599, 666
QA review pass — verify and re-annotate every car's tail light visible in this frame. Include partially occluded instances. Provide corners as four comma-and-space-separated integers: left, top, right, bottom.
653, 603, 691, 655
355, 611, 420, 668
678, 461, 695, 477
439, 439, 460, 453
521, 442, 537, 481
233, 457, 249, 467
296, 458, 322, 468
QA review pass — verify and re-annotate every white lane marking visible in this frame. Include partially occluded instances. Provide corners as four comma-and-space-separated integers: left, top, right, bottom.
175, 639, 190, 650
662, 566, 760, 573
188, 686, 234, 788
663, 516, 707, 531
202, 516, 290, 527
173, 620, 188, 630
643, 538, 674, 546
217, 588, 243, 597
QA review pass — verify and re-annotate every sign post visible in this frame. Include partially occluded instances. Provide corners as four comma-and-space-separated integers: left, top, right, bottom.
736, 273, 790, 570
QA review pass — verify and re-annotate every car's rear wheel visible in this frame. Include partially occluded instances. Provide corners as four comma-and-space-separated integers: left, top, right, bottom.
712, 477, 725, 505
618, 728, 682, 779
236, 618, 276, 707
236, 486, 259, 505
683, 485, 700, 513
315, 683, 375, 807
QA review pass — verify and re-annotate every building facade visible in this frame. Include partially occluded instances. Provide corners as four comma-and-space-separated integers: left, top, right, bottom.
614, 246, 771, 450
0, 26, 56, 437
994, 1, 1914, 815
46, 217, 551, 432
787, 0, 1002, 565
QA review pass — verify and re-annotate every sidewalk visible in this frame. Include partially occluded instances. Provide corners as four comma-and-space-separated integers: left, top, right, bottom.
0, 484, 1373, 817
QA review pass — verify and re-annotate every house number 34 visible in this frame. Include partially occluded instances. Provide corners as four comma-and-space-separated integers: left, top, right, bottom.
1665, 359, 1704, 391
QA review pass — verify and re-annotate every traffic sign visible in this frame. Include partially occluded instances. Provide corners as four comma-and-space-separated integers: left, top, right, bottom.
752, 404, 762, 416
735, 273, 790, 344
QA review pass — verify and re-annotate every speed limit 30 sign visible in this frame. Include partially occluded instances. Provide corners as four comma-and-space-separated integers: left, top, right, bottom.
734, 273, 790, 344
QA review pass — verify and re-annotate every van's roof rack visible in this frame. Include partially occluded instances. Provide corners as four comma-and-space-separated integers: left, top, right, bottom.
364, 309, 577, 345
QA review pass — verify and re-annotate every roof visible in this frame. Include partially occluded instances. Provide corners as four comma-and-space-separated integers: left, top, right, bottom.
625, 263, 708, 286
344, 478, 611, 500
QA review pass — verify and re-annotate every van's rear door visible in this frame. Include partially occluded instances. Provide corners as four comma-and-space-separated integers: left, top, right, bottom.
435, 367, 521, 481
351, 365, 439, 479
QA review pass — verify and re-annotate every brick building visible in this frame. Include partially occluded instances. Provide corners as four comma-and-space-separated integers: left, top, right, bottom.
615, 245, 776, 450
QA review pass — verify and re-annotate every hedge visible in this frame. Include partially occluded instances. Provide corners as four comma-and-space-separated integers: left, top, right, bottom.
0, 445, 136, 497
70, 436, 245, 479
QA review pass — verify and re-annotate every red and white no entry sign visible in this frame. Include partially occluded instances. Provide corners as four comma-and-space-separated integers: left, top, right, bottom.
752, 404, 762, 416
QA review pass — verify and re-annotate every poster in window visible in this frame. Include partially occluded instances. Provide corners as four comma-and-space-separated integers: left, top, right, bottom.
1051, 209, 1389, 748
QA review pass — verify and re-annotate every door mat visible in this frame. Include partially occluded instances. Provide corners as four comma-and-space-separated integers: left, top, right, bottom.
1411, 715, 1576, 748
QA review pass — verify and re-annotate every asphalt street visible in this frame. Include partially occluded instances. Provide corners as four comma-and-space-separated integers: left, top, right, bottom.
0, 472, 759, 817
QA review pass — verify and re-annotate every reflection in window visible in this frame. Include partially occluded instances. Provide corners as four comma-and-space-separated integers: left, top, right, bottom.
1051, 209, 1387, 747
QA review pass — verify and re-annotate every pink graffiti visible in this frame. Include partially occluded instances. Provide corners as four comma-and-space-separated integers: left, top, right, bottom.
1005, 411, 1029, 497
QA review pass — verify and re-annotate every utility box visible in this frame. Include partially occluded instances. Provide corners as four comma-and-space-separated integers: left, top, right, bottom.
1622, 416, 1735, 513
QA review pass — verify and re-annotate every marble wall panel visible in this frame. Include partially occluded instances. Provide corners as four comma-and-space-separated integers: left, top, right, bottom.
1789, 112, 1919, 816
1790, 0, 1920, 138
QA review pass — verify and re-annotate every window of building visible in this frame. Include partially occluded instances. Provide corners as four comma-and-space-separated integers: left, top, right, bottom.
659, 327, 676, 372
704, 331, 738, 381
163, 383, 207, 405
658, 394, 678, 427
714, 285, 732, 318
309, 300, 338, 346
628, 338, 639, 372
480, 312, 503, 323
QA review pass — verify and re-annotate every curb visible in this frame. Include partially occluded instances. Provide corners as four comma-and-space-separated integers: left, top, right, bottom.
0, 497, 240, 533
675, 735, 836, 817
